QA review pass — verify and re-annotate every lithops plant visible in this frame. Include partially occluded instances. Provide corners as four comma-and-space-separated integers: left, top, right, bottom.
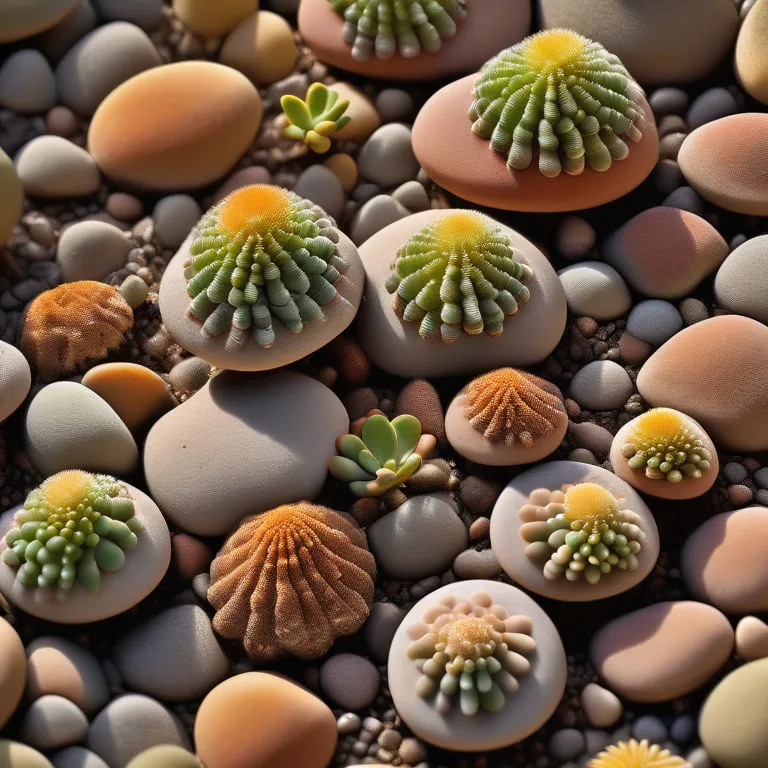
520, 483, 644, 585
184, 184, 348, 349
406, 590, 535, 716
619, 408, 712, 484
1, 470, 142, 592
208, 502, 376, 660
462, 368, 565, 448
20, 281, 134, 380
589, 738, 691, 768
330, 412, 436, 496
469, 29, 646, 177
384, 211, 534, 343
328, 0, 467, 61
281, 83, 351, 153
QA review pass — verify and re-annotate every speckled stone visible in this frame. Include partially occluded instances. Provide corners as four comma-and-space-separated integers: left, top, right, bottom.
56, 220, 132, 282
568, 361, 634, 411
558, 262, 631, 321
626, 300, 683, 346
320, 654, 381, 711
167, 357, 210, 394
0, 340, 31, 422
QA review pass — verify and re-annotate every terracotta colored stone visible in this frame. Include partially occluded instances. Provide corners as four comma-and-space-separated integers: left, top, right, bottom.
0, 617, 26, 729
735, 0, 768, 105
172, 0, 258, 37
171, 534, 213, 581
602, 207, 728, 299
682, 507, 768, 614
413, 76, 658, 212
618, 332, 651, 365
88, 62, 262, 191
394, 379, 445, 441
678, 114, 768, 216
0, 0, 79, 43
194, 673, 337, 768
299, 0, 530, 81
636, 315, 768, 452
590, 601, 734, 702
735, 616, 768, 661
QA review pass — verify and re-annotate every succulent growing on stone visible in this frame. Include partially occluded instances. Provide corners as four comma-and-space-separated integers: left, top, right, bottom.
406, 590, 535, 716
184, 184, 348, 349
208, 502, 376, 660
329, 412, 436, 496
589, 738, 690, 768
469, 29, 646, 177
280, 83, 351, 154
328, 0, 467, 61
384, 211, 533, 343
620, 408, 712, 484
520, 483, 644, 585
1, 470, 142, 592
462, 368, 565, 448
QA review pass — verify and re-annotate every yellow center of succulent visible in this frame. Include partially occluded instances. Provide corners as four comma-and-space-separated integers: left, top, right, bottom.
40, 470, 95, 511
522, 29, 588, 72
432, 212, 494, 253
628, 407, 695, 445
442, 615, 495, 658
218, 185, 293, 239
563, 483, 621, 525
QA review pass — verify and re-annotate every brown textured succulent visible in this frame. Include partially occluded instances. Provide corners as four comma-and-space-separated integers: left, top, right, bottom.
208, 502, 376, 661
462, 368, 565, 448
20, 282, 133, 380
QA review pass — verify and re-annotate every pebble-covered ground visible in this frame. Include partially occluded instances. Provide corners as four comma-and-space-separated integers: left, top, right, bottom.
1, 1, 768, 768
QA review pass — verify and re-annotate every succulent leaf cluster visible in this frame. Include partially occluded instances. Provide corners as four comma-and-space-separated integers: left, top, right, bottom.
280, 83, 351, 154
407, 590, 536, 716
589, 738, 690, 768
520, 483, 644, 585
2, 470, 142, 592
384, 212, 534, 343
329, 412, 436, 496
328, 0, 466, 61
469, 29, 646, 177
184, 184, 348, 349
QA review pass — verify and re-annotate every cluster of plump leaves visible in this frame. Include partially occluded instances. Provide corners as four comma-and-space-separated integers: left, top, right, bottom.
281, 83, 351, 154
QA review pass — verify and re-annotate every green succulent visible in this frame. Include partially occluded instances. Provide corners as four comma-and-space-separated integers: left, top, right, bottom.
329, 413, 435, 496
1, 470, 142, 592
281, 83, 351, 154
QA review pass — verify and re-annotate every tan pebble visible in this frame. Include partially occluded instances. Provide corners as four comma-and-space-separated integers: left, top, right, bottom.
735, 0, 768, 105
0, 618, 26, 729
735, 616, 768, 661
45, 105, 79, 137
0, 740, 52, 767
106, 193, 144, 222
324, 153, 358, 192
469, 517, 490, 541
126, 745, 201, 768
171, 533, 213, 581
173, 0, 258, 37
167, 356, 211, 393
331, 82, 381, 142
580, 682, 622, 728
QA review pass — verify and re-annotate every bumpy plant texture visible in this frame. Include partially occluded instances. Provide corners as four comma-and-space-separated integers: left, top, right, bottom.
520, 483, 644, 585
589, 739, 690, 768
2, 471, 142, 592
469, 29, 646, 177
329, 413, 436, 496
462, 368, 564, 448
328, 0, 466, 61
281, 83, 351, 153
20, 282, 133, 380
384, 212, 533, 343
207, 502, 376, 660
407, 590, 536, 716
184, 185, 348, 349
621, 408, 712, 484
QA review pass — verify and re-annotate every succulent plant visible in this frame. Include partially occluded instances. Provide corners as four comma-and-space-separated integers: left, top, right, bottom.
589, 738, 690, 768
462, 368, 565, 448
384, 212, 534, 343
281, 83, 351, 154
329, 412, 436, 496
469, 29, 646, 178
1, 470, 142, 592
184, 184, 348, 349
620, 408, 711, 484
20, 281, 134, 380
520, 483, 644, 585
328, 0, 467, 61
208, 502, 376, 660
407, 590, 535, 716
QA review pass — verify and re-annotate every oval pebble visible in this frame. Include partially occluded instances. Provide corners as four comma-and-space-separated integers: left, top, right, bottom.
735, 616, 768, 661
0, 50, 57, 114
0, 617, 26, 729
626, 300, 683, 346
0, 740, 53, 768
125, 746, 201, 768
557, 262, 631, 321
358, 124, 419, 189
548, 729, 585, 762
375, 89, 414, 123
735, 0, 768, 104
293, 165, 345, 222
350, 194, 410, 246
714, 234, 768, 323
52, 746, 110, 768
15, 136, 101, 198
362, 603, 405, 664
56, 221, 132, 282
632, 715, 668, 743
452, 548, 502, 579
328, 82, 381, 142
581, 683, 622, 728
172, 0, 257, 36
556, 216, 596, 260
320, 654, 381, 711
0, 340, 32, 422
167, 357, 210, 394
686, 87, 739, 129
568, 361, 634, 411
152, 195, 202, 251
20, 696, 89, 750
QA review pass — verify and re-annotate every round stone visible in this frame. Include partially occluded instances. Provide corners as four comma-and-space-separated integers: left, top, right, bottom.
167, 357, 210, 394
735, 616, 768, 661
568, 361, 634, 411
581, 683, 622, 729
0, 617, 26, 729
152, 195, 202, 251
125, 746, 201, 768
293, 165, 346, 222
172, 0, 258, 37
556, 216, 596, 260
358, 124, 420, 189
106, 193, 143, 222
0, 50, 57, 114
0, 741, 53, 768
363, 602, 406, 664
678, 113, 768, 216
632, 715, 668, 744
320, 654, 381, 711
637, 315, 768, 451
349, 194, 410, 246
0, 0, 79, 43
491, 461, 659, 602
88, 61, 262, 191
331, 83, 381, 142
686, 87, 739, 130
0, 482, 170, 624
56, 221, 132, 282
590, 600, 733, 702
388, 579, 566, 751
24, 382, 138, 477
15, 136, 100, 198
144, 371, 348, 535
0, 340, 31, 423
699, 658, 768, 768
626, 300, 683, 346
452, 549, 503, 579
714, 234, 768, 323
735, 0, 768, 105
323, 153, 359, 193
194, 673, 337, 768
394, 379, 445, 441
682, 507, 768, 614
375, 89, 414, 123
357, 210, 567, 378
557, 262, 631, 321
602, 206, 728, 299
367, 495, 468, 580
20, 696, 89, 750
51, 746, 110, 768
0, 147, 23, 245
549, 729, 586, 762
